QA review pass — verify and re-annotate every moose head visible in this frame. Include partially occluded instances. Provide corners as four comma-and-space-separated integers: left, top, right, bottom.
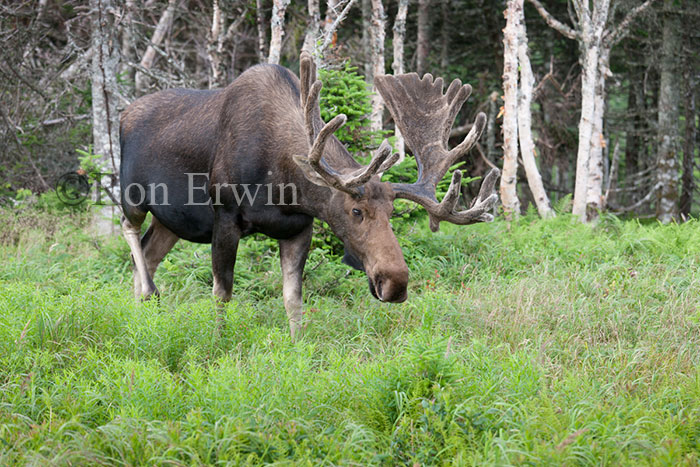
291, 52, 500, 304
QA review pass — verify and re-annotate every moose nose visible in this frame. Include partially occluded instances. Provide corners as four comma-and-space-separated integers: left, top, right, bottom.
374, 270, 408, 303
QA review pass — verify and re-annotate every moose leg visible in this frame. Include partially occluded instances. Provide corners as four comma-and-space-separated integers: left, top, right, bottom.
278, 224, 313, 340
141, 216, 179, 279
122, 215, 158, 299
211, 215, 241, 303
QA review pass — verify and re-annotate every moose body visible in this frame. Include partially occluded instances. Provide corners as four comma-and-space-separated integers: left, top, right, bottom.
120, 53, 499, 337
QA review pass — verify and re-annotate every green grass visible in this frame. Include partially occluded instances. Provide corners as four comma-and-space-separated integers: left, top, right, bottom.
1, 205, 700, 465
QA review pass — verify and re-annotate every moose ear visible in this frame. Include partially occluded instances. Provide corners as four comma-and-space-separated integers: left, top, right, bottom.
293, 154, 334, 188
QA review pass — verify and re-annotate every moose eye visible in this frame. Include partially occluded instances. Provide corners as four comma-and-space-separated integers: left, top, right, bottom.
352, 208, 362, 217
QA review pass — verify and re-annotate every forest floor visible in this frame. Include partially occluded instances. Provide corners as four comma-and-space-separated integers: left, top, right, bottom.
1, 200, 699, 465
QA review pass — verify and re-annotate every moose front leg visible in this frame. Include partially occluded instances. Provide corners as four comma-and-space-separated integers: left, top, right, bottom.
211, 215, 241, 331
279, 225, 313, 340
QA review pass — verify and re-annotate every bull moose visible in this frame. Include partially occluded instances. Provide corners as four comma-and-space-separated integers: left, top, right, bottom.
119, 52, 499, 338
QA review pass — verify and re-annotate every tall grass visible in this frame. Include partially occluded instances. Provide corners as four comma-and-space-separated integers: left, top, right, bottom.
1, 205, 699, 464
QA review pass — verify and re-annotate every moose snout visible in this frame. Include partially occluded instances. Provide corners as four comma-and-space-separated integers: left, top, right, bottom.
370, 268, 409, 303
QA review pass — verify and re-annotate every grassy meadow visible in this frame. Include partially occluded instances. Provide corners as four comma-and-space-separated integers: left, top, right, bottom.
1, 201, 700, 465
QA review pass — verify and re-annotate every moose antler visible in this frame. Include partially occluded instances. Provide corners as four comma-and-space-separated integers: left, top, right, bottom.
294, 52, 400, 194
374, 73, 500, 231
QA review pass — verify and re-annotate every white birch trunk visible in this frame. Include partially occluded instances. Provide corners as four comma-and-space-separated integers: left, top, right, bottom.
207, 0, 225, 88
500, 0, 521, 218
90, 0, 121, 234
571, 37, 599, 219
585, 49, 610, 217
391, 0, 409, 161
134, 0, 178, 94
268, 0, 291, 65
369, 0, 386, 133
515, 0, 553, 218
302, 0, 321, 55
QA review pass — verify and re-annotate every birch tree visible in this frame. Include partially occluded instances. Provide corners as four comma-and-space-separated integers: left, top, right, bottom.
208, 0, 247, 88
90, 0, 121, 234
500, 0, 521, 217
208, 0, 225, 88
391, 0, 409, 160
529, 0, 655, 221
302, 0, 321, 54
515, 0, 553, 217
268, 0, 291, 65
369, 0, 386, 132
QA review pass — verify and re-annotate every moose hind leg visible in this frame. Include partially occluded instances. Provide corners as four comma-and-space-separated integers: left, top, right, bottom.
279, 224, 313, 340
141, 216, 179, 279
122, 215, 158, 299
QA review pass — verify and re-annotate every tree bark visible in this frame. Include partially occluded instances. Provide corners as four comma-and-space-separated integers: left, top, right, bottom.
516, 0, 553, 218
570, 1, 608, 222
302, 0, 321, 54
680, 70, 696, 218
362, 0, 372, 78
134, 0, 178, 94
487, 91, 499, 162
268, 0, 291, 65
585, 48, 610, 218
416, 0, 430, 76
119, 0, 135, 81
440, 0, 449, 69
256, 0, 268, 62
207, 0, 226, 88
500, 0, 521, 218
392, 0, 409, 160
90, 0, 121, 234
369, 0, 386, 132
656, 0, 681, 223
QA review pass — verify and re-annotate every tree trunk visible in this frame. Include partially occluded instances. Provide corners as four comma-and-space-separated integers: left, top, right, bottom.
369, 0, 386, 132
440, 0, 449, 69
268, 0, 291, 65
625, 71, 642, 178
90, 0, 121, 234
134, 0, 178, 94
362, 0, 372, 78
585, 49, 610, 219
302, 0, 321, 54
256, 0, 268, 62
516, 0, 553, 218
119, 0, 135, 81
571, 31, 602, 220
416, 0, 430, 76
392, 0, 409, 160
487, 91, 499, 162
207, 0, 226, 88
680, 70, 696, 218
656, 0, 681, 223
500, 0, 521, 218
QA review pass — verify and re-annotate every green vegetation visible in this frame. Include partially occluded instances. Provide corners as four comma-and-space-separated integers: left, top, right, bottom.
1, 202, 700, 465
319, 61, 383, 153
